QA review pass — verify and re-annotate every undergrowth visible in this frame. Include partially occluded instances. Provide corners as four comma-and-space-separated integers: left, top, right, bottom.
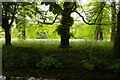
2, 40, 120, 72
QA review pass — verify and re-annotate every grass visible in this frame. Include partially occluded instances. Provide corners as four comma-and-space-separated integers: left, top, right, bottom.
2, 39, 120, 79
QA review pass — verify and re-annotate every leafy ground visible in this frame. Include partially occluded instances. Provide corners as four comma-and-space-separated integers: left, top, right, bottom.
1, 40, 120, 79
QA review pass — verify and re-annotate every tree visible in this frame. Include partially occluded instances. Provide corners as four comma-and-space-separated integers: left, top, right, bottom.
110, 1, 117, 41
93, 3, 104, 40
16, 2, 35, 40
114, 6, 120, 57
2, 2, 19, 45
94, 17, 103, 40
75, 2, 112, 41
41, 2, 76, 48
58, 2, 75, 48
0, 3, 2, 27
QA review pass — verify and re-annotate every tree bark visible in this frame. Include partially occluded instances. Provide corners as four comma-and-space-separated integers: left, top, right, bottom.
2, 13, 11, 45
5, 25, 11, 45
94, 25, 100, 40
99, 28, 103, 40
114, 9, 120, 57
59, 2, 73, 48
22, 26, 26, 40
22, 16, 26, 40
110, 2, 117, 41
94, 18, 103, 40
59, 14, 70, 48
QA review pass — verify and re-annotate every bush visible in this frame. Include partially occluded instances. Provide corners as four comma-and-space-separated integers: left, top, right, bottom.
36, 56, 63, 69
80, 59, 94, 70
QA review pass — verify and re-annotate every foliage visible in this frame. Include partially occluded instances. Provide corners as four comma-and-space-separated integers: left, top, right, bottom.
0, 27, 4, 38
80, 59, 94, 70
7, 2, 112, 41
41, 2, 63, 15
11, 24, 60, 39
70, 23, 95, 39
36, 56, 63, 69
85, 2, 110, 24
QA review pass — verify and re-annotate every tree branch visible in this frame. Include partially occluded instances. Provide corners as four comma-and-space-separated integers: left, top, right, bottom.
74, 11, 110, 25
43, 14, 59, 25
94, 2, 106, 24
74, 11, 94, 25
74, 2, 109, 25
10, 3, 19, 26
71, 2, 77, 13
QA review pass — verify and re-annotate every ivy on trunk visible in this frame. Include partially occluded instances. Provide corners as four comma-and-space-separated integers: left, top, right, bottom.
59, 2, 74, 48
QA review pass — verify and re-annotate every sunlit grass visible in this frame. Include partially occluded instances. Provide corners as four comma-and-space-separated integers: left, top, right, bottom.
8, 39, 113, 50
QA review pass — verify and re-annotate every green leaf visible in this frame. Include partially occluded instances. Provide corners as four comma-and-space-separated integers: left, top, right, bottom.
50, 4, 63, 14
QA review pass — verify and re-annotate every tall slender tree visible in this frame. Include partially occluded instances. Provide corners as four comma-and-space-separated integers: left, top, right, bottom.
110, 1, 117, 41
94, 18, 103, 40
114, 3, 120, 57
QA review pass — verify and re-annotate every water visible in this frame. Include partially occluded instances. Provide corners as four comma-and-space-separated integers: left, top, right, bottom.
0, 75, 60, 80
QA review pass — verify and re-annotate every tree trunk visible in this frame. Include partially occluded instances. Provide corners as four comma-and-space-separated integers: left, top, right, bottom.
60, 33, 70, 48
59, 15, 71, 48
114, 9, 120, 57
94, 18, 103, 40
110, 2, 117, 41
99, 28, 103, 40
22, 16, 26, 40
22, 27, 26, 40
94, 25, 100, 40
5, 25, 11, 45
2, 2, 18, 46
2, 16, 11, 45
59, 2, 73, 48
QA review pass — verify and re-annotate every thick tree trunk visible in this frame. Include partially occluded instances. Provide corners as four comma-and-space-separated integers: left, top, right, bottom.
114, 9, 120, 57
59, 17, 71, 48
60, 34, 70, 48
2, 17, 11, 45
59, 24, 70, 48
59, 2, 73, 48
110, 2, 117, 41
5, 25, 11, 45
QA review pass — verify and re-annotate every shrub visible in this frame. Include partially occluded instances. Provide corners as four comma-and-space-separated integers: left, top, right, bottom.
36, 56, 63, 69
80, 59, 94, 70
